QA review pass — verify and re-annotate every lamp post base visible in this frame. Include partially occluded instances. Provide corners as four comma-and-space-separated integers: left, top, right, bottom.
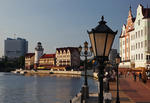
116, 97, 120, 103
81, 85, 89, 100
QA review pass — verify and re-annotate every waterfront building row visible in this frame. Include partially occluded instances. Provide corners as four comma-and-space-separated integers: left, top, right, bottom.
120, 4, 150, 69
25, 42, 80, 70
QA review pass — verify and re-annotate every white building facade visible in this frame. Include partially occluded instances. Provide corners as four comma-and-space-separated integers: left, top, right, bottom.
120, 4, 150, 69
4, 37, 28, 59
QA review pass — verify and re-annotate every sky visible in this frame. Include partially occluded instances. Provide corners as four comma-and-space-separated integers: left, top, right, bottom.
0, 0, 150, 57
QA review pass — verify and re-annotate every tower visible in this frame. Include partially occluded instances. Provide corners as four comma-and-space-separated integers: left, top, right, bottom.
34, 42, 44, 69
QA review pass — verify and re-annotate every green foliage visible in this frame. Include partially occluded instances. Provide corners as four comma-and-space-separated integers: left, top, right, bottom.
17, 56, 25, 68
0, 56, 25, 72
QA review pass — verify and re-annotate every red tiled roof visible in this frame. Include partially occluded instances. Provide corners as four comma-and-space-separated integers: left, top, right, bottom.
40, 54, 55, 58
25, 53, 35, 58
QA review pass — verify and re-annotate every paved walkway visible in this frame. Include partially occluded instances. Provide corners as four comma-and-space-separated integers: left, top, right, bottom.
118, 75, 150, 103
71, 75, 150, 103
86, 75, 150, 103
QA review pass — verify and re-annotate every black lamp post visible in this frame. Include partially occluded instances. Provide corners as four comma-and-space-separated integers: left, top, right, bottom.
78, 41, 92, 99
115, 54, 121, 103
88, 16, 117, 103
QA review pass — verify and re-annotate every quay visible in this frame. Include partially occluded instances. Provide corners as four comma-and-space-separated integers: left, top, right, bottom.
71, 74, 150, 103
11, 69, 93, 76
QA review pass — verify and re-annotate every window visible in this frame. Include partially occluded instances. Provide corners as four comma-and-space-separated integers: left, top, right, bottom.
123, 49, 125, 53
141, 30, 143, 37
131, 45, 133, 50
141, 54, 143, 60
141, 41, 143, 48
136, 32, 137, 38
138, 20, 140, 25
145, 40, 147, 47
139, 54, 140, 60
123, 41, 125, 45
136, 54, 137, 60
138, 42, 140, 49
138, 31, 140, 38
146, 55, 150, 60
146, 55, 149, 60
136, 43, 137, 49
123, 58, 124, 61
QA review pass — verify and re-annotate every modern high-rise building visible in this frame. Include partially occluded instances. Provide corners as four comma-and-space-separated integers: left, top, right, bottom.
4, 37, 28, 59
120, 4, 150, 69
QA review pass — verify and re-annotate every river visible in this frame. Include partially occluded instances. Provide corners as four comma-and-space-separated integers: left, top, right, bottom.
0, 72, 98, 103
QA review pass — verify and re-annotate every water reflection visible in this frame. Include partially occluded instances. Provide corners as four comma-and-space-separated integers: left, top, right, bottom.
0, 73, 98, 103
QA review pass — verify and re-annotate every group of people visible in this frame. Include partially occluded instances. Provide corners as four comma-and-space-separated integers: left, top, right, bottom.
132, 72, 142, 82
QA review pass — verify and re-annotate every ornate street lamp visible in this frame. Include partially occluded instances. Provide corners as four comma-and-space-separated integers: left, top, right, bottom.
88, 16, 117, 103
78, 41, 92, 100
115, 53, 121, 103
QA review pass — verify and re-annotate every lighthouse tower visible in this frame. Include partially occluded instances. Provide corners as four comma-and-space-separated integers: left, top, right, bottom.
34, 42, 44, 69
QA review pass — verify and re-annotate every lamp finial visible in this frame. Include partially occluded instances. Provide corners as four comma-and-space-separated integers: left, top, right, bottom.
99, 16, 106, 25
101, 16, 104, 21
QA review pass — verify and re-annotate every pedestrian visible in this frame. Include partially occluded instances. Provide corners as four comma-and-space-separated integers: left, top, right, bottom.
127, 71, 130, 76
139, 72, 142, 81
134, 73, 136, 81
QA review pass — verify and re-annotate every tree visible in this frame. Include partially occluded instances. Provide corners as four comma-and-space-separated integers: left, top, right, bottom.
17, 56, 25, 69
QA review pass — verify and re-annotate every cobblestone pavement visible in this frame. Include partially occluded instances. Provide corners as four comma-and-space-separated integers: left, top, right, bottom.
72, 75, 150, 103
110, 80, 134, 103
117, 75, 150, 103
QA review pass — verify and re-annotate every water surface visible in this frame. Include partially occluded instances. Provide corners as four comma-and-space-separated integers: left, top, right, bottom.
0, 73, 98, 103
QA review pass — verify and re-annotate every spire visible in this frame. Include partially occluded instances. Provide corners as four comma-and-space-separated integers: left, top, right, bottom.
128, 5, 133, 18
130, 5, 131, 10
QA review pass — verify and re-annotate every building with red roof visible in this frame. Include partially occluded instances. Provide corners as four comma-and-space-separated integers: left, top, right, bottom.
38, 54, 56, 69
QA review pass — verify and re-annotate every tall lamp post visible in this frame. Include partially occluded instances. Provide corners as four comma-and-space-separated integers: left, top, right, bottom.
88, 16, 117, 103
78, 41, 92, 99
115, 54, 121, 103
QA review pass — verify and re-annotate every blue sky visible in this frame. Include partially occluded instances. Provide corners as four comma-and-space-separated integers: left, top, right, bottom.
0, 0, 149, 56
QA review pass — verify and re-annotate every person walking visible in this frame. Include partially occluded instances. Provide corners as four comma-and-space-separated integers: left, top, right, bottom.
139, 72, 142, 81
134, 73, 137, 81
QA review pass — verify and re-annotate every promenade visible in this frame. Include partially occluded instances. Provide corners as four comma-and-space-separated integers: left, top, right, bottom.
71, 74, 150, 103
118, 75, 150, 103
98, 75, 150, 103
